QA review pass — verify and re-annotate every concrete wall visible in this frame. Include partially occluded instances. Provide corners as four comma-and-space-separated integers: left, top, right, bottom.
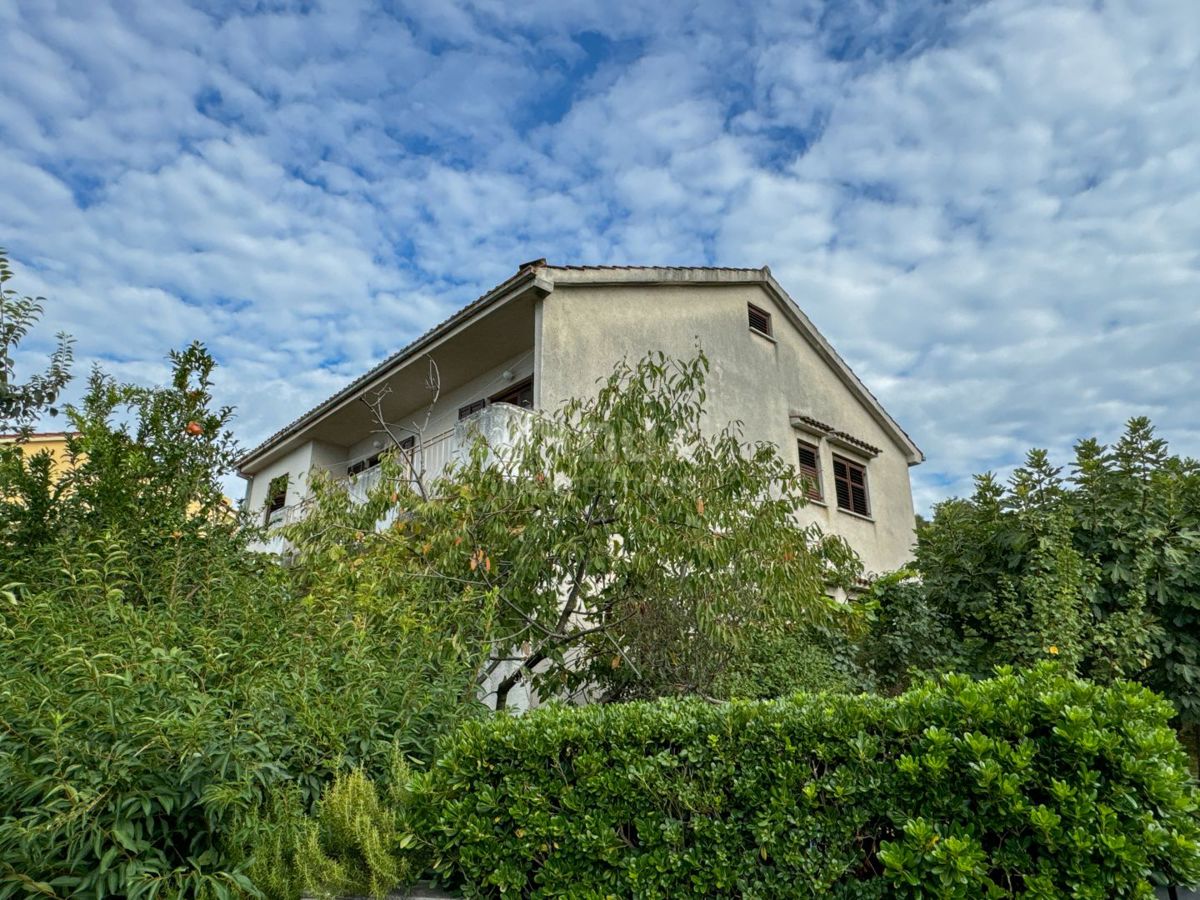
245, 442, 315, 521
537, 282, 918, 574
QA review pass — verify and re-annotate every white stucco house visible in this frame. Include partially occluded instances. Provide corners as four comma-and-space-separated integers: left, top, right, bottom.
237, 262, 923, 575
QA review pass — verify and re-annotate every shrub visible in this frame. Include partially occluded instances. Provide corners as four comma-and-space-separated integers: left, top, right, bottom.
243, 759, 416, 900
0, 534, 481, 898
0, 343, 489, 897
869, 421, 1200, 734
712, 622, 864, 700
415, 665, 1200, 898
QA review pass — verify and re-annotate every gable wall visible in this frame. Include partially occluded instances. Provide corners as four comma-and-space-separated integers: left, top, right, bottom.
536, 282, 917, 574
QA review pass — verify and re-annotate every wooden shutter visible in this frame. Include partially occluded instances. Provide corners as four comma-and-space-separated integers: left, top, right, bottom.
832, 455, 870, 516
348, 453, 381, 476
491, 377, 534, 408
458, 399, 486, 420
747, 303, 772, 336
797, 440, 822, 501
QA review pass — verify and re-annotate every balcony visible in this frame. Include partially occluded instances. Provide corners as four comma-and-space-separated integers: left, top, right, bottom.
251, 403, 534, 554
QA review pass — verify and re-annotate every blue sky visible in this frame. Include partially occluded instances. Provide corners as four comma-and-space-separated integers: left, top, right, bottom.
2, 0, 1199, 511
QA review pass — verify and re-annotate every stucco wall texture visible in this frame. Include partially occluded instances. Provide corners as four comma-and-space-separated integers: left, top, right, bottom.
537, 281, 918, 574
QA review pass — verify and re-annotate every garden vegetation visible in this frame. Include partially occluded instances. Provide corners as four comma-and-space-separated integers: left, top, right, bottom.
0, 250, 1196, 897
415, 666, 1200, 898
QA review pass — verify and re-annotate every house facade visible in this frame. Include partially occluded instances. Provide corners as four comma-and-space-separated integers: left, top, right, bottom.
237, 262, 923, 575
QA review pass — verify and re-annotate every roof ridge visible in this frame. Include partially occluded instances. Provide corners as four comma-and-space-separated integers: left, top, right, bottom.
544, 264, 765, 271
236, 259, 921, 472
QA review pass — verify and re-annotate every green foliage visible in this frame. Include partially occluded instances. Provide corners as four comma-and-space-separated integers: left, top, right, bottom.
0, 531, 479, 897
416, 665, 1200, 898
288, 349, 862, 708
857, 569, 957, 695
64, 344, 238, 541
869, 419, 1200, 729
713, 621, 864, 700
0, 347, 485, 898
0, 342, 240, 582
243, 756, 420, 900
0, 248, 73, 433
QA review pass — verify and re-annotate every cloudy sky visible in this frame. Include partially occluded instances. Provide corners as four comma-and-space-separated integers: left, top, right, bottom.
2, 0, 1198, 510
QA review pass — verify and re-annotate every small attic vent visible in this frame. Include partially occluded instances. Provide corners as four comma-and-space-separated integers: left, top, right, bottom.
748, 303, 772, 337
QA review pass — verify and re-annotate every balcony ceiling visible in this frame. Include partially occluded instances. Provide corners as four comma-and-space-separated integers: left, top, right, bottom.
253, 290, 537, 469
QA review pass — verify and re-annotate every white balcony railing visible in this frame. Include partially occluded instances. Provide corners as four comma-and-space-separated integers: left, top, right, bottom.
253, 500, 311, 555
252, 403, 534, 554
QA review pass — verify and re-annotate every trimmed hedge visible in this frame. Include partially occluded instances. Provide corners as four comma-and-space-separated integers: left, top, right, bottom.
416, 665, 1200, 898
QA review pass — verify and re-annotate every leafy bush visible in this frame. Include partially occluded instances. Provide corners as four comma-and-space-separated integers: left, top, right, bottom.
868, 421, 1200, 735
415, 665, 1200, 898
0, 347, 486, 898
0, 535, 481, 898
712, 621, 864, 700
244, 759, 416, 900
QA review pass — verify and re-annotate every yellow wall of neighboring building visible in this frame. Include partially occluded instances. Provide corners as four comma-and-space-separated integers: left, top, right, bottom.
1, 432, 234, 517
0, 431, 77, 478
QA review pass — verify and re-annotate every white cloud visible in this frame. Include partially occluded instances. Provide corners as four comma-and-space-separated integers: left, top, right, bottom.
1, 0, 1198, 514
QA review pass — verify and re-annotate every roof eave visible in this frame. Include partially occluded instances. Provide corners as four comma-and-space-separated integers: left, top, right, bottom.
758, 270, 924, 466
235, 267, 552, 474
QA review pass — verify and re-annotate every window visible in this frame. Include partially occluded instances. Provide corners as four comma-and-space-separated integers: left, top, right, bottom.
264, 482, 287, 527
490, 377, 534, 409
748, 303, 772, 337
347, 453, 380, 477
796, 440, 823, 501
832, 455, 870, 517
458, 398, 487, 420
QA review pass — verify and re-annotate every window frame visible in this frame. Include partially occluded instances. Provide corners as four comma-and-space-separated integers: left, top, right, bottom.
796, 439, 824, 502
264, 484, 287, 527
747, 302, 773, 337
831, 454, 871, 518
490, 377, 534, 409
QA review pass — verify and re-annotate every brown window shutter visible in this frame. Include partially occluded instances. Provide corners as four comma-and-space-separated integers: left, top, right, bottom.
832, 459, 851, 510
796, 440, 822, 501
458, 399, 486, 420
747, 303, 772, 336
832, 455, 870, 516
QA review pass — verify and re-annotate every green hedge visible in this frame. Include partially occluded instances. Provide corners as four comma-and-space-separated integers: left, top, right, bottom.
416, 665, 1200, 898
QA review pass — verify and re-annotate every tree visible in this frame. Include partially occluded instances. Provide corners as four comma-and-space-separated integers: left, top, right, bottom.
1, 342, 244, 586
867, 418, 1200, 754
0, 248, 73, 433
288, 350, 863, 709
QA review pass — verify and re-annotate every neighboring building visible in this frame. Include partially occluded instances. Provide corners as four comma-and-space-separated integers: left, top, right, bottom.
1, 430, 235, 519
0, 431, 76, 478
237, 262, 923, 574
